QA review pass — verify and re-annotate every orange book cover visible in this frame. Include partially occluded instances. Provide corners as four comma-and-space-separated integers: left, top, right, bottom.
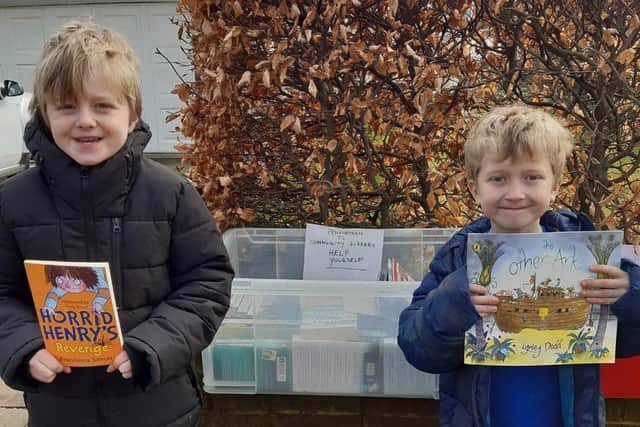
24, 260, 123, 367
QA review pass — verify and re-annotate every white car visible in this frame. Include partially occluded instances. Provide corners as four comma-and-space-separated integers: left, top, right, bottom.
0, 79, 31, 178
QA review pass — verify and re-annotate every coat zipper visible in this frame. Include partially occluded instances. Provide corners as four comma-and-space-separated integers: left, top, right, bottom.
81, 168, 106, 426
111, 217, 124, 307
80, 168, 96, 259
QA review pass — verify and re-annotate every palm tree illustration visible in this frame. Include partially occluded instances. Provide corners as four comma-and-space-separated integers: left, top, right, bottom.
590, 347, 610, 359
567, 329, 593, 354
487, 337, 515, 361
556, 351, 574, 364
585, 234, 619, 352
465, 333, 487, 362
470, 239, 505, 356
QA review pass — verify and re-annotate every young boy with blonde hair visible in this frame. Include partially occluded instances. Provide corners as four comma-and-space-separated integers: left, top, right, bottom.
0, 21, 233, 427
398, 105, 640, 426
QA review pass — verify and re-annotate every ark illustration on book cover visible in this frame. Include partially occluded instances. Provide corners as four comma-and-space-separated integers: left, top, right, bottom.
24, 260, 123, 367
464, 231, 622, 366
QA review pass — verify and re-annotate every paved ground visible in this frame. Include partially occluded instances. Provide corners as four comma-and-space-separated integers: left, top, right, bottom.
0, 380, 27, 427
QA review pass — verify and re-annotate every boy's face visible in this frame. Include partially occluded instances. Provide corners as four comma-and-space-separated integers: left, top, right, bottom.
45, 70, 138, 166
468, 151, 558, 234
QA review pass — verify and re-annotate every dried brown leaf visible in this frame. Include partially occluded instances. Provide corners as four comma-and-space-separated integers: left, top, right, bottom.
237, 70, 252, 87
232, 1, 243, 16
165, 112, 180, 123
262, 70, 271, 88
308, 79, 318, 98
630, 14, 640, 33
602, 28, 617, 47
616, 48, 636, 65
293, 117, 302, 134
202, 19, 214, 37
388, 0, 398, 18
427, 192, 436, 210
291, 3, 301, 18
280, 115, 296, 131
405, 43, 421, 61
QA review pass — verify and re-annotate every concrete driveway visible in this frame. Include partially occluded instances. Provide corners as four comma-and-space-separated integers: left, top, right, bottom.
0, 380, 26, 427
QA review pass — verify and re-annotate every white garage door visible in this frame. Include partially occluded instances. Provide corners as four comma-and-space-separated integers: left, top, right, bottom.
0, 3, 189, 153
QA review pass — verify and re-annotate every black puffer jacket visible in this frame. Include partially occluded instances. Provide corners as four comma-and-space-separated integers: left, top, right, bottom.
0, 117, 233, 427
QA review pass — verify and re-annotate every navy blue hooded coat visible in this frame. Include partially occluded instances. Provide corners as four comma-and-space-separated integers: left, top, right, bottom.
398, 210, 640, 427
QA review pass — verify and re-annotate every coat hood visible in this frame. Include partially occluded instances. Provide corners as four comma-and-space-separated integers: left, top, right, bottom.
23, 114, 152, 217
441, 210, 595, 257
24, 113, 151, 162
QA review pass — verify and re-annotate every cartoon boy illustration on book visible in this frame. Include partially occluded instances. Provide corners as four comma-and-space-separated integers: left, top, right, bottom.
43, 265, 110, 313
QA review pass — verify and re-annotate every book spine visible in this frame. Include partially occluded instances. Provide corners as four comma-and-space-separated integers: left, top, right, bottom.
256, 343, 292, 393
212, 343, 255, 383
362, 341, 383, 394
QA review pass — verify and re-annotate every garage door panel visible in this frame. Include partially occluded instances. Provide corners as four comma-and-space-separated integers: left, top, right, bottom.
151, 57, 189, 93
144, 5, 189, 152
149, 11, 181, 44
99, 15, 142, 48
49, 7, 93, 30
152, 46, 187, 67
155, 74, 184, 152
9, 16, 46, 91
10, 17, 45, 52
95, 4, 144, 51
15, 65, 37, 93
0, 12, 7, 79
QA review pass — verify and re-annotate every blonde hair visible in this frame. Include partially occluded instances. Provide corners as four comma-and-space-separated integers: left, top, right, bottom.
31, 21, 141, 125
464, 105, 574, 184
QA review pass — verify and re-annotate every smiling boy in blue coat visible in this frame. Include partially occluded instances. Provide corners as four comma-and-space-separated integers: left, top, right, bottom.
398, 105, 640, 427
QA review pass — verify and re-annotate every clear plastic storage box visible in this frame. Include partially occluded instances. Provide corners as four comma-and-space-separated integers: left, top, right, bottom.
202, 228, 456, 398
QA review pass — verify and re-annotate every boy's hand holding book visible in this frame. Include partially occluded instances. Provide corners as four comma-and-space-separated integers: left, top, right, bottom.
580, 264, 630, 306
469, 283, 499, 317
106, 350, 132, 379
28, 349, 71, 384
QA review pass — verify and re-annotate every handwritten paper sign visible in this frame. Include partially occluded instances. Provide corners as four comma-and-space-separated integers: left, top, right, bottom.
302, 224, 384, 280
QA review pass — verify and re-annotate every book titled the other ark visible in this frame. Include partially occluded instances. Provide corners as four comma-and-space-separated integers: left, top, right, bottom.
24, 260, 123, 367
464, 231, 622, 366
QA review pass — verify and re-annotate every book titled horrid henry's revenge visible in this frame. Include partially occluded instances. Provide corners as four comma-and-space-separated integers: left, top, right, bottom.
464, 231, 622, 366
24, 260, 123, 367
